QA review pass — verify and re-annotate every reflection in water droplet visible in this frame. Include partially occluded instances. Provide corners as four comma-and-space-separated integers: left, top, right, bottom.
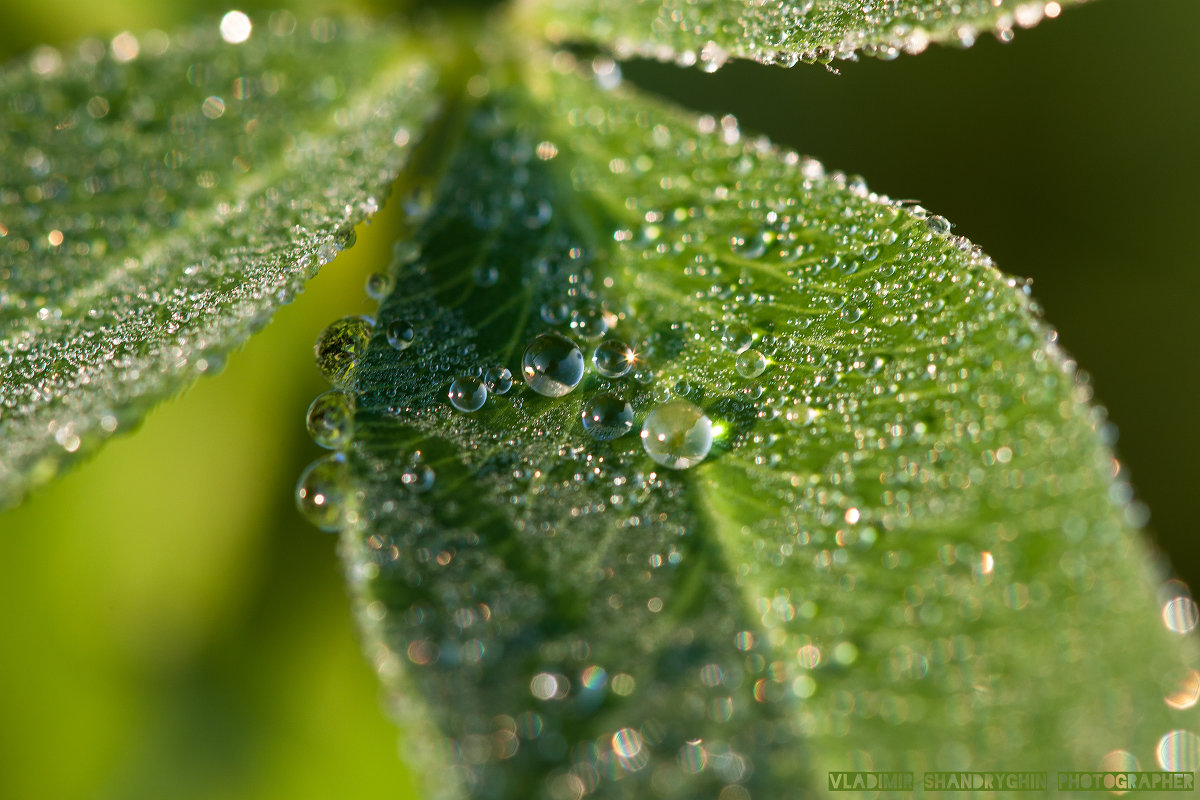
1163, 596, 1199, 634
295, 455, 346, 532
1157, 730, 1200, 771
593, 338, 635, 378
306, 390, 352, 450
581, 393, 634, 441
485, 366, 514, 395
641, 400, 713, 469
523, 333, 584, 397
735, 348, 767, 378
449, 375, 487, 412
721, 323, 753, 354
314, 315, 373, 388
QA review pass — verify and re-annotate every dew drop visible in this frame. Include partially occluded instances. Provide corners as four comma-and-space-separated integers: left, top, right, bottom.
306, 390, 352, 450
721, 323, 753, 354
401, 464, 436, 493
735, 348, 768, 378
522, 333, 584, 397
485, 366, 514, 395
387, 319, 416, 351
472, 264, 500, 287
365, 271, 394, 301
730, 226, 768, 259
448, 375, 487, 412
540, 301, 570, 325
593, 338, 635, 378
581, 393, 634, 441
641, 400, 713, 469
314, 315, 373, 388
295, 455, 346, 532
570, 307, 609, 340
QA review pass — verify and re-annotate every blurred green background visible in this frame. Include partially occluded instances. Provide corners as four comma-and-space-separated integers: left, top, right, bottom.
0, 1, 1195, 797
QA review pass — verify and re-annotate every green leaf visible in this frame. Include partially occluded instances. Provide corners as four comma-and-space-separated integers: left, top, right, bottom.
0, 16, 442, 507
330, 52, 1200, 797
516, 0, 1087, 68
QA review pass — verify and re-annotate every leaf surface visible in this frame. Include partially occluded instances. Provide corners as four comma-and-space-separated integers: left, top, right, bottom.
517, 0, 1087, 67
0, 16, 441, 506
329, 52, 1200, 799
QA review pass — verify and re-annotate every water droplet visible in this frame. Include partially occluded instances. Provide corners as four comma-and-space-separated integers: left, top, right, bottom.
926, 215, 952, 235
721, 323, 753, 353
295, 455, 346, 532
522, 333, 584, 397
540, 301, 570, 325
730, 226, 768, 258
570, 307, 609, 339
485, 366, 514, 394
448, 375, 487, 412
581, 393, 634, 441
387, 319, 415, 351
641, 400, 713, 469
593, 338, 635, 378
314, 315, 373, 388
306, 390, 352, 450
472, 264, 500, 287
401, 463, 436, 493
735, 348, 768, 378
365, 271, 394, 301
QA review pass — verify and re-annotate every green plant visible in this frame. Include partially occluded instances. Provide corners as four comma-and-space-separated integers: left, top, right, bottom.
3, 1, 1198, 797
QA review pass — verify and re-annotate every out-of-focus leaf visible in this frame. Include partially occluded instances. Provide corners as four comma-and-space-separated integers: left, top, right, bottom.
0, 15, 441, 506
517, 0, 1087, 68
323, 52, 1199, 799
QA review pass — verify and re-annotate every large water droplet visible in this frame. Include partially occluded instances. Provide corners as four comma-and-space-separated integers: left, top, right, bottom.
387, 319, 416, 350
593, 338, 635, 378
641, 400, 713, 469
295, 455, 347, 531
720, 323, 753, 354
449, 375, 487, 412
522, 333, 584, 397
735, 348, 768, 378
314, 315, 373, 388
581, 393, 634, 441
306, 390, 353, 450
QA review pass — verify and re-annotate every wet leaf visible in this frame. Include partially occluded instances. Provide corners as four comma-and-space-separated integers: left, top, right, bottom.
327, 53, 1199, 799
517, 0, 1086, 68
0, 15, 441, 506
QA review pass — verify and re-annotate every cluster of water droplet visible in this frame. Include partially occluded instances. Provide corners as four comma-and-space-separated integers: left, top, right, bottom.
542, 0, 1069, 69
301, 53, 1194, 800
0, 12, 439, 506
